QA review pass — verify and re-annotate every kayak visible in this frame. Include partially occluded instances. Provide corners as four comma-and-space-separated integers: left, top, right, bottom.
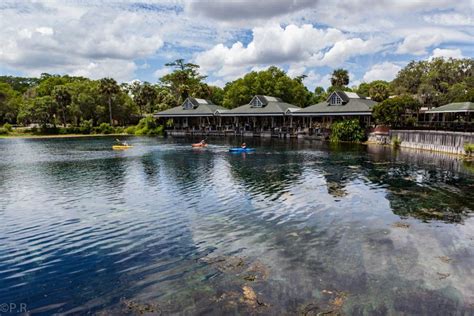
192, 143, 208, 148
113, 145, 133, 150
229, 147, 255, 152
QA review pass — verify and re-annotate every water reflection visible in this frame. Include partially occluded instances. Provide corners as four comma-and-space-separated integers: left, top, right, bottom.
0, 136, 472, 314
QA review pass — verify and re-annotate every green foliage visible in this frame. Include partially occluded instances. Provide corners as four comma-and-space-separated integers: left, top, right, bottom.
464, 143, 474, 156
372, 95, 421, 127
2, 123, 12, 132
160, 59, 207, 104
392, 57, 474, 107
0, 127, 8, 135
222, 66, 312, 108
369, 82, 390, 102
134, 116, 164, 135
125, 126, 136, 135
330, 119, 366, 142
392, 136, 402, 148
96, 123, 114, 134
330, 68, 349, 88
0, 82, 22, 123
79, 119, 93, 134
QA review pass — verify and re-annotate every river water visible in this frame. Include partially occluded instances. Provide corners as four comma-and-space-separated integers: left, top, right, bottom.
0, 136, 473, 315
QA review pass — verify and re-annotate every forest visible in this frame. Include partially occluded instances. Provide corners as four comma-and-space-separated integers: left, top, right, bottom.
0, 57, 472, 134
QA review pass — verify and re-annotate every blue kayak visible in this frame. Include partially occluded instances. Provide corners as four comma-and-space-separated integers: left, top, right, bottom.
229, 147, 256, 153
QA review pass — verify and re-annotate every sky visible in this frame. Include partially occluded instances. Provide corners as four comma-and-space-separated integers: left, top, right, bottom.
0, 0, 472, 90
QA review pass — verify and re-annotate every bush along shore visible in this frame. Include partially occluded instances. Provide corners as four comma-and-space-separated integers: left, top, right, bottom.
0, 116, 164, 138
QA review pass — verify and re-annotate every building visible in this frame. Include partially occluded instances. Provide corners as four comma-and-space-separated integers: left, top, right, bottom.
155, 97, 226, 136
216, 95, 301, 137
290, 91, 376, 126
156, 92, 379, 137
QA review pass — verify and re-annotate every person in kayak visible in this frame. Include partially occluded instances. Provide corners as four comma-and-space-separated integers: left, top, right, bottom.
200, 139, 206, 145
241, 142, 247, 149
116, 139, 129, 146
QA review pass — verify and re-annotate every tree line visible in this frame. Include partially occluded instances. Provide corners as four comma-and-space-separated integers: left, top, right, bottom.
0, 57, 472, 131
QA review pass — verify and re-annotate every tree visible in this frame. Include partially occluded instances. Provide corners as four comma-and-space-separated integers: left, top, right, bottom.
160, 59, 207, 104
372, 95, 421, 127
0, 82, 21, 124
330, 68, 349, 88
222, 66, 312, 108
99, 78, 120, 125
52, 85, 71, 126
392, 57, 474, 106
369, 82, 390, 102
18, 96, 58, 127
311, 86, 326, 104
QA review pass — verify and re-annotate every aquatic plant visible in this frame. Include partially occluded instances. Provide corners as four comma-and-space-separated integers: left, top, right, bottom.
392, 136, 402, 148
464, 143, 474, 156
329, 119, 365, 142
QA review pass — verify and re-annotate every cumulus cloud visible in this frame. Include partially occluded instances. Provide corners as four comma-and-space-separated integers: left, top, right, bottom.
430, 48, 464, 59
195, 23, 384, 81
0, 1, 166, 81
362, 62, 401, 82
186, 0, 317, 22
395, 28, 473, 56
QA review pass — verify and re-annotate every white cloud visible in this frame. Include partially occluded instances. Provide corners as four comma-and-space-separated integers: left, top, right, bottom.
395, 28, 473, 55
153, 67, 172, 79
430, 48, 464, 59
195, 23, 385, 81
0, 1, 165, 81
362, 62, 401, 82
424, 13, 473, 26
302, 71, 331, 90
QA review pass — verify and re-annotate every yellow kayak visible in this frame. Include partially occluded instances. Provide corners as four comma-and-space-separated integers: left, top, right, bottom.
112, 145, 133, 150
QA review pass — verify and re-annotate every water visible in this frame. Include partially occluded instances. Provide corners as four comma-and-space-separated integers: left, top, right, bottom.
0, 136, 473, 315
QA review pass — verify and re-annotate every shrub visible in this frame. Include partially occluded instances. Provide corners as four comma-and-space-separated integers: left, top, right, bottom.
134, 116, 164, 136
330, 119, 365, 142
125, 126, 136, 135
3, 123, 13, 132
79, 120, 93, 134
96, 122, 114, 134
464, 143, 474, 156
0, 127, 8, 135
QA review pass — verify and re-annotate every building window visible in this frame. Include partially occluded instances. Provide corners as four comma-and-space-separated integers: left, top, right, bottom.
251, 97, 263, 107
329, 94, 342, 105
183, 99, 193, 110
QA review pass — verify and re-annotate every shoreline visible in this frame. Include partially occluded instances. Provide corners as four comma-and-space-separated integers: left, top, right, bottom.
0, 133, 130, 139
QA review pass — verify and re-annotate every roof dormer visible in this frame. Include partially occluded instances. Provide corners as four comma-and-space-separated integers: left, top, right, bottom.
328, 92, 343, 106
249, 95, 266, 107
182, 98, 196, 110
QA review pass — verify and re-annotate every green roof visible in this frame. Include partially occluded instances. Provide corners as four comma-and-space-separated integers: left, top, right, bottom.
155, 97, 226, 117
219, 95, 300, 116
425, 102, 474, 113
292, 91, 376, 116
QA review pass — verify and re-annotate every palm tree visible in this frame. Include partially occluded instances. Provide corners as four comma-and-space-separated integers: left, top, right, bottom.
330, 69, 349, 88
99, 78, 120, 125
52, 85, 71, 126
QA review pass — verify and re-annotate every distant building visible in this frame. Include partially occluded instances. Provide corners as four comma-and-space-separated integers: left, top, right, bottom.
156, 92, 378, 137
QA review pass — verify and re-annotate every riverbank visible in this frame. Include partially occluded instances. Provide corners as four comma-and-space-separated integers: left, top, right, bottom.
0, 133, 129, 139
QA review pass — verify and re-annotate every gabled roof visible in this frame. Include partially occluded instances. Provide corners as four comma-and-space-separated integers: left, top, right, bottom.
155, 97, 226, 117
425, 102, 474, 113
292, 91, 377, 116
220, 95, 301, 116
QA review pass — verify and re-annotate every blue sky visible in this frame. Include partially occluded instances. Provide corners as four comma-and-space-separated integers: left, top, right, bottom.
0, 0, 472, 90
